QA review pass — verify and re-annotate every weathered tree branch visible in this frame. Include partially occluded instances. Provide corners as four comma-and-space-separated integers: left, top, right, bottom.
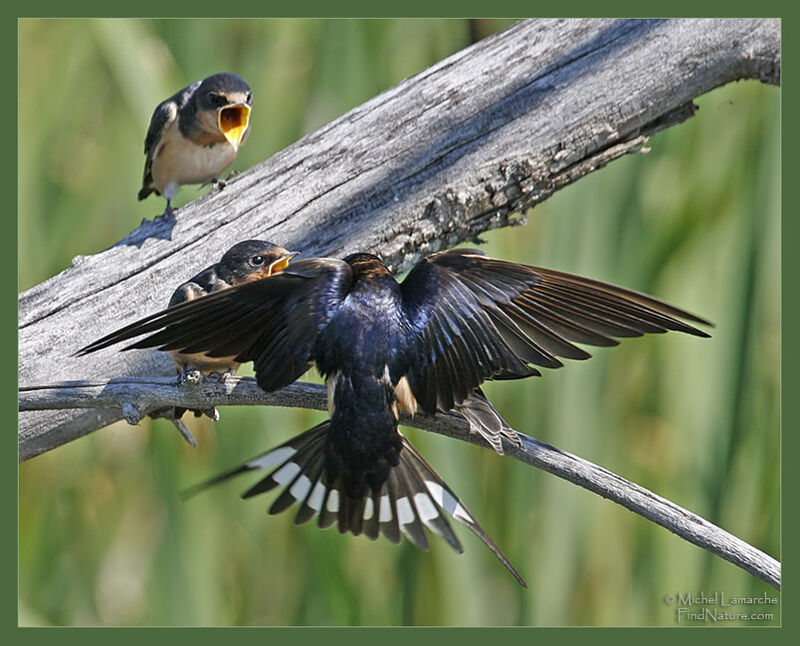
18, 19, 780, 461
18, 376, 781, 590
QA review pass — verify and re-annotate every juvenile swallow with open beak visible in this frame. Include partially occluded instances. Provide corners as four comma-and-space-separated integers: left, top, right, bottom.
138, 73, 253, 216
79, 248, 711, 586
150, 240, 297, 444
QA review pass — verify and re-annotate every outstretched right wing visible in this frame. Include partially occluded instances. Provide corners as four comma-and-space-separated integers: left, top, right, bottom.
77, 258, 353, 392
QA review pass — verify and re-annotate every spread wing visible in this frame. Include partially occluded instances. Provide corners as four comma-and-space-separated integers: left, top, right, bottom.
401, 248, 711, 414
78, 258, 353, 392
139, 81, 200, 199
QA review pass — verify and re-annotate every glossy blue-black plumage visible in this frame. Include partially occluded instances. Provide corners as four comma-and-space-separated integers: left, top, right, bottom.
79, 246, 711, 587
311, 254, 415, 500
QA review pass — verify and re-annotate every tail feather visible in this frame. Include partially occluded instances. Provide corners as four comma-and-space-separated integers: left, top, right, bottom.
399, 439, 527, 587
341, 494, 367, 537
398, 447, 461, 552
291, 448, 327, 526
317, 487, 338, 530
183, 419, 526, 587
241, 424, 327, 499
361, 489, 381, 541
380, 478, 402, 545
393, 462, 431, 551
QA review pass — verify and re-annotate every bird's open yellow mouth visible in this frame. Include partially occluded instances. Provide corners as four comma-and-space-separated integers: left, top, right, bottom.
218, 104, 251, 150
267, 252, 299, 277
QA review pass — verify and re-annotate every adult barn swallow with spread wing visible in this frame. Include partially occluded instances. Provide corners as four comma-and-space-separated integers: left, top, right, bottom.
138, 73, 252, 216
79, 249, 711, 586
164, 240, 296, 423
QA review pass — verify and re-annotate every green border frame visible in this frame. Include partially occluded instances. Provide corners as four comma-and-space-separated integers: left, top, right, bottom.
9, 2, 789, 642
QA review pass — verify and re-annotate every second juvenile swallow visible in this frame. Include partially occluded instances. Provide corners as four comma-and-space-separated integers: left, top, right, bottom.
167, 239, 297, 381
79, 249, 711, 585
151, 240, 296, 441
138, 73, 253, 216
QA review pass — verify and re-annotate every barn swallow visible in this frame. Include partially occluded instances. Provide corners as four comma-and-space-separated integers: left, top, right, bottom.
79, 249, 711, 585
138, 73, 253, 216
152, 240, 296, 442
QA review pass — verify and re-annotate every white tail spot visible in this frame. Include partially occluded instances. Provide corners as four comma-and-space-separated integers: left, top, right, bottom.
424, 480, 473, 524
396, 497, 414, 525
363, 498, 374, 520
379, 495, 392, 522
307, 481, 326, 511
413, 493, 439, 523
272, 462, 301, 486
326, 489, 340, 513
289, 475, 311, 502
247, 446, 297, 470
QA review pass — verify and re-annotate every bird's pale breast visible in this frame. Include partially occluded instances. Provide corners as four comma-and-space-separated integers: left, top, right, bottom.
151, 122, 237, 193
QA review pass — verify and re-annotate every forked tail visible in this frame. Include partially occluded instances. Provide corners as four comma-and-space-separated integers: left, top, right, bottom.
183, 420, 526, 587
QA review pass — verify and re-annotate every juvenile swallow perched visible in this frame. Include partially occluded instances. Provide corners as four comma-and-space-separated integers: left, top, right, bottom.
138, 73, 253, 216
79, 249, 711, 586
162, 240, 297, 426
167, 239, 297, 380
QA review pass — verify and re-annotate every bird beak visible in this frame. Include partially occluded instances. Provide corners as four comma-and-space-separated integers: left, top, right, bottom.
218, 103, 251, 150
267, 251, 299, 277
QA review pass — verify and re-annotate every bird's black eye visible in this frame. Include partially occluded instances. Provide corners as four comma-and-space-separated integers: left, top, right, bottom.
246, 91, 253, 104
207, 92, 226, 107
249, 255, 265, 266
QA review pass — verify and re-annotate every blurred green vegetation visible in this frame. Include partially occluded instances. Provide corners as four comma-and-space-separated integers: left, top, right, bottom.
18, 19, 779, 626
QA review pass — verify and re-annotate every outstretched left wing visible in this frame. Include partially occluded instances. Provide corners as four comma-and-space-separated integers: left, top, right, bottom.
401, 248, 711, 415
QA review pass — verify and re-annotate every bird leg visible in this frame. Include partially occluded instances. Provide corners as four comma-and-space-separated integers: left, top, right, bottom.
169, 417, 198, 447
161, 199, 175, 218
147, 406, 198, 448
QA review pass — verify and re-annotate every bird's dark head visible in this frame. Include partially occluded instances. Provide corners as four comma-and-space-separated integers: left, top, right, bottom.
218, 240, 298, 284
344, 253, 392, 279
196, 73, 252, 149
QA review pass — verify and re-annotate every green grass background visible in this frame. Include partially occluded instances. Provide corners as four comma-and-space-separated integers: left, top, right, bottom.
18, 19, 780, 626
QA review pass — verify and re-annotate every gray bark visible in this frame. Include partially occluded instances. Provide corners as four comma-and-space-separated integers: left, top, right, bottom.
19, 18, 780, 459
18, 376, 781, 589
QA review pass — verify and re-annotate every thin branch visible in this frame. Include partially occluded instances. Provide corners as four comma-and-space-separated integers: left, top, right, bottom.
18, 376, 781, 591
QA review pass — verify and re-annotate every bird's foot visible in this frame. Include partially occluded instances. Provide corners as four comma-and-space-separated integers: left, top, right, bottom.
207, 369, 235, 384
211, 177, 227, 191
178, 367, 203, 386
